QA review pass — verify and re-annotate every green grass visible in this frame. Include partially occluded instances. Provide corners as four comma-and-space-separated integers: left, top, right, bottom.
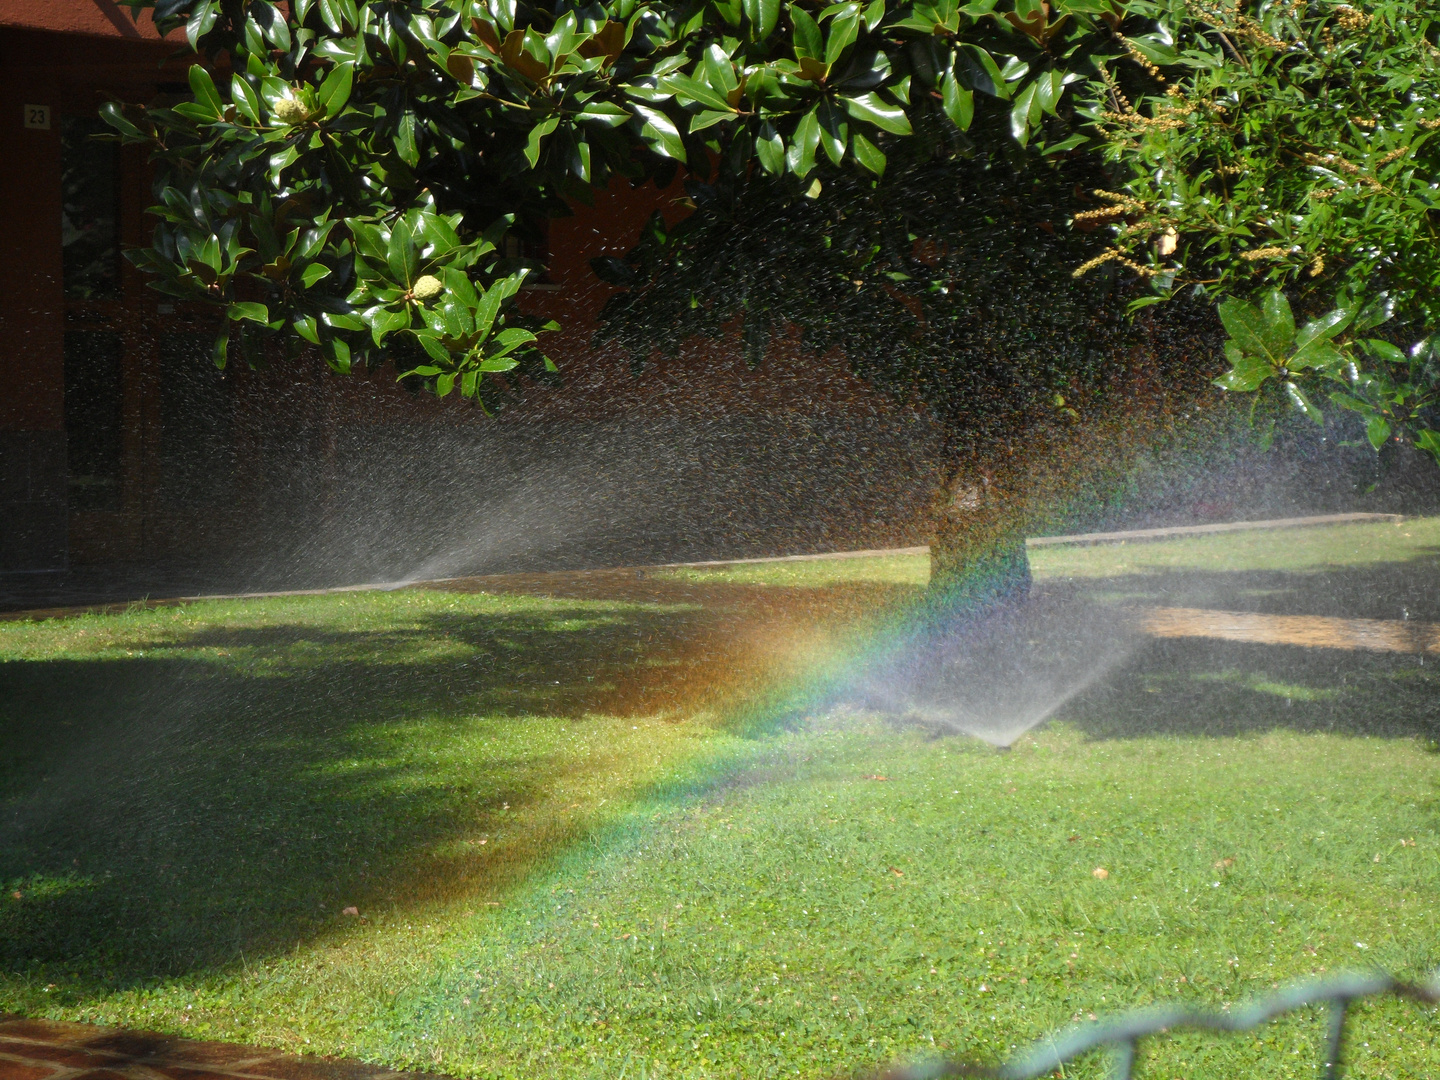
656, 516, 1440, 591
660, 553, 929, 588
1029, 516, 1440, 579
2, 521, 1439, 1079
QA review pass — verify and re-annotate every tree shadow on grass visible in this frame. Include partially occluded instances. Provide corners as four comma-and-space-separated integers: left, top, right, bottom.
1045, 557, 1440, 742
0, 595, 779, 999
1059, 635, 1440, 741
1047, 544, 1440, 622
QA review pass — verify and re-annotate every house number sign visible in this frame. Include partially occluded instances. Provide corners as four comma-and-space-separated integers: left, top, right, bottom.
24, 105, 51, 130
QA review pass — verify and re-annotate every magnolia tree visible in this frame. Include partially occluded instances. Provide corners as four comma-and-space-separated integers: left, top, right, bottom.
109, 0, 1440, 588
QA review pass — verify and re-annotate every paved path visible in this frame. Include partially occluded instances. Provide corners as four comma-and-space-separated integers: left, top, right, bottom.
0, 1017, 444, 1080
1143, 606, 1440, 655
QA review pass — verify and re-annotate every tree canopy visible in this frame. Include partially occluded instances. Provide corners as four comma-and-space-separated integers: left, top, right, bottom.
106, 0, 1440, 450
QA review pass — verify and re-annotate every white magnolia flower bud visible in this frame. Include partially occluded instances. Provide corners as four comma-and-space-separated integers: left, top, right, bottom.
411, 274, 444, 301
273, 98, 310, 125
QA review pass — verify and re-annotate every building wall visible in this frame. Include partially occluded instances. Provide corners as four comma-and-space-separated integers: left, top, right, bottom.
0, 12, 944, 579
0, 23, 194, 570
1, 26, 73, 569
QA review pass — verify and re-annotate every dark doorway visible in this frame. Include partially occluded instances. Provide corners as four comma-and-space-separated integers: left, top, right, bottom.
60, 116, 121, 301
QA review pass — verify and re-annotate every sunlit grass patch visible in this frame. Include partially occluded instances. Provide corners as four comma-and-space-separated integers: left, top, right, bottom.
1030, 516, 1440, 579
1189, 670, 1342, 702
24, 722, 1431, 1080
390, 721, 1435, 1080
654, 515, 1440, 590
659, 552, 930, 587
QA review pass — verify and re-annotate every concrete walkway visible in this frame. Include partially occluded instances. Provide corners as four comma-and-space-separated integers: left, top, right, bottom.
0, 1017, 445, 1080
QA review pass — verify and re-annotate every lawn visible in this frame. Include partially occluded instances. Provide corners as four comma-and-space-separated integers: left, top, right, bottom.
1, 520, 1438, 1079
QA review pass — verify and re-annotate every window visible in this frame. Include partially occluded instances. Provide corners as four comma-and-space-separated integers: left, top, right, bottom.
63, 331, 125, 511
61, 116, 121, 300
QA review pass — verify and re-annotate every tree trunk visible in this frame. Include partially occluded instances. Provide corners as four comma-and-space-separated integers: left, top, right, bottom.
929, 456, 1032, 608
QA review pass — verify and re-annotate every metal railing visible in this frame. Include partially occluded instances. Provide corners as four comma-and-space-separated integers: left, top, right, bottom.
880, 972, 1439, 1080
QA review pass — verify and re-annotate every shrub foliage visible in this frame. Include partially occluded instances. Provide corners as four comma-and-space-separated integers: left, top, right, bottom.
108, 0, 1440, 450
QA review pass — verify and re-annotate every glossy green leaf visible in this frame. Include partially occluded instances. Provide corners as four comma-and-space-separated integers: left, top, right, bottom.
632, 105, 687, 161
940, 71, 973, 130
1295, 306, 1357, 351
525, 116, 561, 168
323, 311, 366, 332
664, 72, 733, 112
231, 76, 262, 123
98, 101, 146, 139
386, 223, 419, 285
228, 301, 270, 323
842, 92, 911, 134
1040, 133, 1086, 155
755, 120, 785, 174
489, 327, 539, 355
368, 305, 412, 345
1364, 339, 1408, 365
1285, 381, 1324, 425
817, 100, 848, 165
1287, 341, 1343, 372
1259, 290, 1296, 359
395, 110, 419, 167
293, 314, 321, 344
743, 0, 780, 39
317, 0, 346, 32
1009, 80, 1038, 145
1366, 415, 1392, 449
579, 102, 631, 127
1414, 430, 1440, 462
1218, 298, 1277, 360
704, 45, 740, 93
316, 62, 354, 117
414, 332, 452, 365
824, 11, 860, 68
1213, 356, 1273, 392
690, 109, 735, 131
188, 64, 224, 118
186, 0, 218, 50
786, 108, 821, 176
957, 44, 1008, 99
791, 7, 823, 60
851, 131, 886, 175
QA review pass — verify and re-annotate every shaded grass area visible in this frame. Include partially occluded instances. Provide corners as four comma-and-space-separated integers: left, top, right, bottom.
1, 521, 1438, 1078
0, 589, 841, 993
